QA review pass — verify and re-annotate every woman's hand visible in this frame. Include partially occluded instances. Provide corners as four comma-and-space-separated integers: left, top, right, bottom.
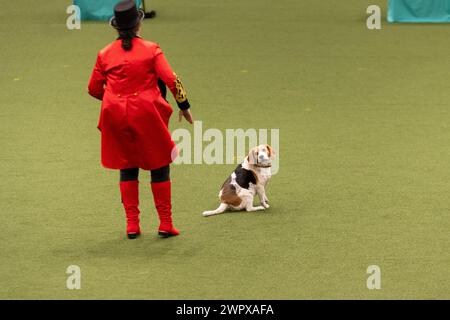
178, 109, 194, 124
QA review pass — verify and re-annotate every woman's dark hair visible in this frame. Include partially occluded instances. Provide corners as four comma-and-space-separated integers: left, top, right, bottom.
118, 24, 140, 51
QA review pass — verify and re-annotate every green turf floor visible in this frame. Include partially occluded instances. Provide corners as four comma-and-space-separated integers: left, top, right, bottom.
1, 0, 449, 299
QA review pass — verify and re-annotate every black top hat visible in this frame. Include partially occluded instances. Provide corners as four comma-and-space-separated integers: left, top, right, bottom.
110, 0, 144, 30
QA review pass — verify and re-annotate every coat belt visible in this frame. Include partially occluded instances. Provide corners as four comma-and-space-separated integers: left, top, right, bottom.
105, 86, 159, 98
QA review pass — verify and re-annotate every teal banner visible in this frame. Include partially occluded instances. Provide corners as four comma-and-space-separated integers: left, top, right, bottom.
388, 0, 450, 23
74, 0, 142, 21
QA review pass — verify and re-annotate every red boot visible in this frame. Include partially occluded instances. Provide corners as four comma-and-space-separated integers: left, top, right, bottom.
150, 181, 180, 237
120, 180, 141, 239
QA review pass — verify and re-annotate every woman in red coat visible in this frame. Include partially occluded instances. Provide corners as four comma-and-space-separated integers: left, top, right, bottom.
88, 0, 193, 239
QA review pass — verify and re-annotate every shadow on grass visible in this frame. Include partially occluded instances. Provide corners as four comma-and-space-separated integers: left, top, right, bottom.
83, 234, 183, 259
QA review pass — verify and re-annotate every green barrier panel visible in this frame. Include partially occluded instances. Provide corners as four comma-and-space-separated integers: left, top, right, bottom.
74, 0, 143, 21
388, 0, 450, 23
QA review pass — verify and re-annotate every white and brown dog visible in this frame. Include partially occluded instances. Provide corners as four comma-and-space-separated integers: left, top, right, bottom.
202, 144, 275, 217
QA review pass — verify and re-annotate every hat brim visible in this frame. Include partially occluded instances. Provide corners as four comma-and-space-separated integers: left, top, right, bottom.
110, 9, 144, 30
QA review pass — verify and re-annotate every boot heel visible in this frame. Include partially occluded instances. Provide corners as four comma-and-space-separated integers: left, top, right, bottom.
158, 226, 180, 238
158, 231, 170, 238
127, 232, 140, 239
158, 230, 179, 238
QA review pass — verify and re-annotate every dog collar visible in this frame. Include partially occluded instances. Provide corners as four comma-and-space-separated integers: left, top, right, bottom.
254, 163, 272, 168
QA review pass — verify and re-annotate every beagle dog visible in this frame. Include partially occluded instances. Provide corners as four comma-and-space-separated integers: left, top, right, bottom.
202, 144, 275, 217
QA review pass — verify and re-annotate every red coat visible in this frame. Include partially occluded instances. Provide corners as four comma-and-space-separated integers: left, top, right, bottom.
88, 37, 186, 170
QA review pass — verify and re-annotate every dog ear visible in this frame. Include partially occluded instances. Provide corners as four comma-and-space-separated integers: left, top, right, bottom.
267, 145, 276, 159
248, 147, 258, 165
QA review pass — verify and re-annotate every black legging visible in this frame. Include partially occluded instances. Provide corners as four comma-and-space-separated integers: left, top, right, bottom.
120, 165, 170, 183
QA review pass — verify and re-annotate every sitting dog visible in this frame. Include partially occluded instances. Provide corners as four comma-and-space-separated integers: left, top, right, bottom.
202, 144, 275, 217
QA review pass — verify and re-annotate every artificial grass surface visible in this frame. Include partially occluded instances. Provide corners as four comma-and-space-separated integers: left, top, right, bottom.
0, 0, 449, 299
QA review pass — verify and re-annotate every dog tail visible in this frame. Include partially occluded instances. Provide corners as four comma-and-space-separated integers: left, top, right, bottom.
202, 203, 228, 217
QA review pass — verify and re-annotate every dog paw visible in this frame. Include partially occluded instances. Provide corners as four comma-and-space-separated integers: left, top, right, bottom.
261, 202, 270, 209
252, 206, 266, 211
